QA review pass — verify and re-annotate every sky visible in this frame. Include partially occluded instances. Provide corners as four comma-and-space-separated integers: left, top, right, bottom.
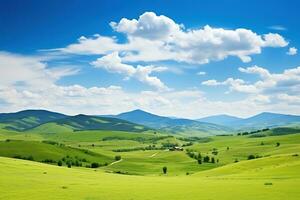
1, 0, 300, 118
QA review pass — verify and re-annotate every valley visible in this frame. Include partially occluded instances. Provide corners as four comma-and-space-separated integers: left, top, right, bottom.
0, 110, 299, 199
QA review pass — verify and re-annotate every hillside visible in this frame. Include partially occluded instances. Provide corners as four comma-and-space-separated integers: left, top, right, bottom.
1, 154, 299, 200
0, 140, 113, 166
0, 110, 67, 131
30, 114, 150, 133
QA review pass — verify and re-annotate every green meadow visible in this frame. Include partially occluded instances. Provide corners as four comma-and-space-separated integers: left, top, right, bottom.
0, 124, 300, 199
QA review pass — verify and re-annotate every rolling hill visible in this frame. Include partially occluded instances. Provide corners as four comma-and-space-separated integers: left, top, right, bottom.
30, 114, 150, 133
0, 110, 67, 131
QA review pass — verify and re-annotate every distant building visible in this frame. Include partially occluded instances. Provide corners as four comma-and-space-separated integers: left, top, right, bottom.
169, 146, 183, 151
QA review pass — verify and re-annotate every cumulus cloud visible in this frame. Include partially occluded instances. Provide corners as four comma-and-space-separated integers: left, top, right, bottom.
202, 65, 300, 109
110, 12, 181, 40
58, 12, 288, 64
287, 47, 297, 55
91, 52, 169, 90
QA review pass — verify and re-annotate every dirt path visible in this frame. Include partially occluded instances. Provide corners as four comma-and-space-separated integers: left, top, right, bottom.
108, 159, 123, 166
149, 152, 159, 158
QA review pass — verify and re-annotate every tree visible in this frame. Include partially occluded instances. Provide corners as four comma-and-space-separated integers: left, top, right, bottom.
248, 155, 255, 160
91, 162, 99, 168
197, 159, 202, 164
115, 155, 121, 161
163, 166, 167, 174
261, 141, 264, 145
57, 160, 63, 166
211, 157, 215, 163
67, 163, 72, 168
227, 147, 230, 150
203, 156, 210, 162
276, 142, 280, 147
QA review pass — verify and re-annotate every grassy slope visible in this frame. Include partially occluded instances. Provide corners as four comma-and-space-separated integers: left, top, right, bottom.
0, 140, 113, 165
0, 156, 299, 200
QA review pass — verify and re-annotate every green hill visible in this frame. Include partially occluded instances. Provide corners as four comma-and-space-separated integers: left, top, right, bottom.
0, 140, 113, 166
0, 110, 67, 131
27, 114, 150, 133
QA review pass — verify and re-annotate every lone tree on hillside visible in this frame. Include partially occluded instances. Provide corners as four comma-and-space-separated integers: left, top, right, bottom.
115, 155, 121, 161
163, 166, 167, 174
248, 155, 256, 160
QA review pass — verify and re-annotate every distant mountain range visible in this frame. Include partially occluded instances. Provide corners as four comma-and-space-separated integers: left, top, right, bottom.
197, 112, 300, 130
110, 109, 233, 136
0, 109, 300, 135
197, 114, 242, 126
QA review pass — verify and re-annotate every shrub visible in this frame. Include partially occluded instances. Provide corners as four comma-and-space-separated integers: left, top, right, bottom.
58, 160, 63, 166
115, 155, 121, 161
91, 162, 100, 168
163, 166, 167, 174
197, 159, 202, 164
67, 163, 71, 168
248, 155, 256, 160
276, 142, 280, 147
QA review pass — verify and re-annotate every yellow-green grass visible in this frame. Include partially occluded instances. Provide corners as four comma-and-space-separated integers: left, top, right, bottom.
190, 134, 300, 165
0, 140, 113, 165
0, 156, 299, 200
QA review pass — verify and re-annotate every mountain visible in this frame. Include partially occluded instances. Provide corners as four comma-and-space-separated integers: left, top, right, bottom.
197, 114, 242, 126
232, 112, 300, 129
113, 109, 233, 135
0, 110, 67, 131
30, 114, 150, 133
115, 109, 174, 128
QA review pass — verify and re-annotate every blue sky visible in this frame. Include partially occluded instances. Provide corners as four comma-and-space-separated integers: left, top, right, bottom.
1, 0, 300, 118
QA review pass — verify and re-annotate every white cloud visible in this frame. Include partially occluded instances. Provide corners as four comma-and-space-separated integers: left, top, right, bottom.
287, 47, 297, 55
262, 33, 288, 47
238, 65, 271, 78
110, 12, 181, 40
202, 65, 300, 110
57, 12, 288, 65
268, 25, 287, 31
0, 51, 79, 88
91, 52, 169, 90
197, 71, 206, 75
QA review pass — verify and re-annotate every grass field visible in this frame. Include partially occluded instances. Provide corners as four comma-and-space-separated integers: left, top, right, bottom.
0, 126, 299, 199
0, 155, 299, 200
